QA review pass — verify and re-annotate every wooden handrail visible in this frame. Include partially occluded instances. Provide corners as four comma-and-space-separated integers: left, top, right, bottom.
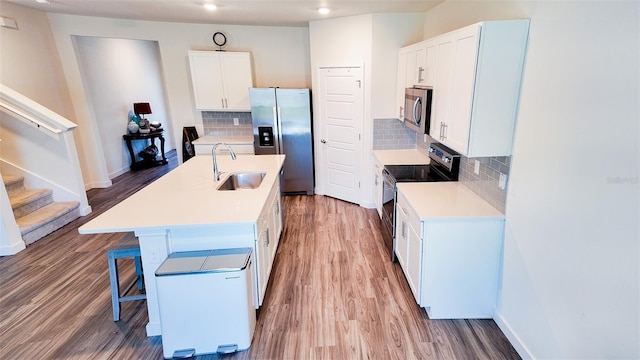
0, 84, 77, 136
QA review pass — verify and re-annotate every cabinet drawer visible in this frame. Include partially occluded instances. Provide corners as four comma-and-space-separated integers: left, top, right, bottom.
397, 192, 422, 235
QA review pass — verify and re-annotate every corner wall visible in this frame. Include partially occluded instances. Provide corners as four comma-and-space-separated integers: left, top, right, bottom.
423, 1, 639, 358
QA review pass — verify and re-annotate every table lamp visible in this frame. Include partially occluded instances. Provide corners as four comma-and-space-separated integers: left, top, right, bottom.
133, 102, 152, 133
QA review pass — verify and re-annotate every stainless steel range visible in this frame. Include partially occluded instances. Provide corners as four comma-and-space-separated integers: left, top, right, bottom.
381, 143, 460, 261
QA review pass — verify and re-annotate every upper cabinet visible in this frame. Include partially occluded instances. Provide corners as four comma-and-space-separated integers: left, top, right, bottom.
395, 39, 439, 121
430, 20, 530, 157
396, 20, 529, 157
188, 51, 254, 111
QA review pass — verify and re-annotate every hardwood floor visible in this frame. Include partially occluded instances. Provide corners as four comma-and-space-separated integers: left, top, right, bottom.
0, 150, 520, 359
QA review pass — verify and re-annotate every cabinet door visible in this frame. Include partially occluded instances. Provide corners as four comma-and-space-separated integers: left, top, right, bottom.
415, 40, 436, 87
395, 204, 408, 271
256, 214, 271, 306
188, 52, 225, 110
445, 27, 479, 154
220, 52, 254, 111
269, 193, 282, 259
406, 223, 422, 301
373, 159, 383, 217
396, 49, 408, 120
430, 37, 455, 139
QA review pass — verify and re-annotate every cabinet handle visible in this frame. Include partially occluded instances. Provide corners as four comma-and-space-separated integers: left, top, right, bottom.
265, 229, 270, 246
221, 98, 225, 108
402, 221, 407, 239
375, 175, 378, 186
443, 124, 448, 141
225, 98, 228, 108
399, 106, 403, 119
418, 66, 424, 83
276, 202, 280, 215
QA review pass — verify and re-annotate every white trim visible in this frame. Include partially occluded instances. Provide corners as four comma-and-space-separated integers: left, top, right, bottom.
494, 310, 535, 360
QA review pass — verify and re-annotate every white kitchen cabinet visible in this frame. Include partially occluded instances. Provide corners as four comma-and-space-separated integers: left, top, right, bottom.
396, 183, 505, 319
415, 39, 437, 87
395, 192, 422, 302
188, 51, 254, 111
373, 157, 383, 217
254, 179, 282, 306
430, 20, 529, 157
420, 217, 504, 319
395, 47, 408, 121
395, 40, 439, 121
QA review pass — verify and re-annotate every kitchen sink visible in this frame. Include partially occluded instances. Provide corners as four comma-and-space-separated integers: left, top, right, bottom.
217, 172, 266, 191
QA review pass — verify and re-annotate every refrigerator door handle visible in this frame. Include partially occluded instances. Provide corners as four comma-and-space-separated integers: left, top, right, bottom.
276, 106, 284, 154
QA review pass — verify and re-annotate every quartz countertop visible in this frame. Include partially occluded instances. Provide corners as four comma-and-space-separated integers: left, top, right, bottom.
397, 182, 504, 220
373, 149, 430, 165
193, 135, 253, 145
78, 154, 285, 234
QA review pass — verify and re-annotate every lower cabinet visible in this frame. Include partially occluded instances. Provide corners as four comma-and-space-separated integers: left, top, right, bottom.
396, 189, 504, 319
373, 158, 383, 217
254, 180, 282, 306
395, 192, 423, 302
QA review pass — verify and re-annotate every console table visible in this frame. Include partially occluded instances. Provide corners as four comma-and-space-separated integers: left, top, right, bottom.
123, 129, 168, 170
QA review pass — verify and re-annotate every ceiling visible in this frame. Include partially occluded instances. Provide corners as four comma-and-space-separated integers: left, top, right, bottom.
6, 0, 443, 27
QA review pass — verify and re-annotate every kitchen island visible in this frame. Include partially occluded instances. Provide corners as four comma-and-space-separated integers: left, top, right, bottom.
79, 154, 286, 336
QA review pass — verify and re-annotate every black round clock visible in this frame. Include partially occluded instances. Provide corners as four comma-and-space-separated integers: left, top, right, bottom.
212, 32, 227, 49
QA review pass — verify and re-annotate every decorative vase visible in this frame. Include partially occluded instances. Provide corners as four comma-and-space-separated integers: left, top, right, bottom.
127, 120, 139, 133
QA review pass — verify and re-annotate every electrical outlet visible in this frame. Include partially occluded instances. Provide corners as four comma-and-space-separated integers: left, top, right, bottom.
499, 173, 507, 189
474, 160, 480, 175
233, 118, 239, 126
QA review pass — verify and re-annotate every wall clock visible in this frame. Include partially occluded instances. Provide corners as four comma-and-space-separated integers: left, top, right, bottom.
212, 32, 227, 51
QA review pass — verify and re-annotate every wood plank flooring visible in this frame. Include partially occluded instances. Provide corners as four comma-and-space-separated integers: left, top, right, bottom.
0, 150, 520, 359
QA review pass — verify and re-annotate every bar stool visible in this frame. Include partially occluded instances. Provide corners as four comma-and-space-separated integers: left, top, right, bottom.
107, 234, 147, 321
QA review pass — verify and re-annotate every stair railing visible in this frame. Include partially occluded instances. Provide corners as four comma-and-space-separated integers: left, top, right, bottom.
0, 84, 91, 255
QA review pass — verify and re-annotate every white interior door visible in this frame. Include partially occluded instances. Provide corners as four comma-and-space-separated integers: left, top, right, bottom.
317, 67, 364, 204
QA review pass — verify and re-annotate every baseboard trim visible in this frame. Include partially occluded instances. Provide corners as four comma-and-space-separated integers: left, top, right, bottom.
0, 240, 26, 256
494, 310, 535, 360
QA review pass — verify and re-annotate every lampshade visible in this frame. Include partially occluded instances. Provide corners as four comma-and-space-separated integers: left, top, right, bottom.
133, 102, 152, 115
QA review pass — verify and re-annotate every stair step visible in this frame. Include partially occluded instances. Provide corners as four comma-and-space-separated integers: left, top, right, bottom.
8, 188, 54, 219
3, 174, 25, 194
17, 201, 80, 245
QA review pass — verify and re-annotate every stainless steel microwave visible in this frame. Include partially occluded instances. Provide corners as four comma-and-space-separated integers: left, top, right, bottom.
404, 87, 432, 134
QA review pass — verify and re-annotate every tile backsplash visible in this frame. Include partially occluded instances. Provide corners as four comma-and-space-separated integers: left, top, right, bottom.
372, 118, 417, 150
202, 111, 253, 137
373, 119, 510, 213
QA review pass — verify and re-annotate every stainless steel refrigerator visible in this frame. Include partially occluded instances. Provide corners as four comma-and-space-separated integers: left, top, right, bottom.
250, 88, 314, 195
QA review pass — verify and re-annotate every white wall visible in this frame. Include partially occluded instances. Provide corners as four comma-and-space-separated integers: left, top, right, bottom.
424, 1, 639, 359
45, 14, 310, 187
74, 36, 170, 177
0, 3, 99, 187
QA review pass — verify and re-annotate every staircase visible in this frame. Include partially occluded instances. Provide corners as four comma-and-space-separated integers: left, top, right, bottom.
3, 174, 80, 245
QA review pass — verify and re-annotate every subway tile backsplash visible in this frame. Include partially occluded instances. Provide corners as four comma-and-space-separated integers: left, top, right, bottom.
373, 120, 510, 213
202, 111, 253, 137
459, 156, 510, 213
372, 118, 417, 149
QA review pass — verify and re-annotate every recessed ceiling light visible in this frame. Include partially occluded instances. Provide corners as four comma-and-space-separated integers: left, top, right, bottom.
204, 3, 217, 11
318, 7, 330, 15
36, 0, 50, 4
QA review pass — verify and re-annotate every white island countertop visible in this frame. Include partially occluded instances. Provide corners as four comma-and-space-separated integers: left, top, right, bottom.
79, 154, 285, 234
397, 182, 504, 220
373, 149, 430, 165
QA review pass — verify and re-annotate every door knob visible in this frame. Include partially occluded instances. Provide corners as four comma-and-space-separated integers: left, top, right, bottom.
321, 139, 327, 144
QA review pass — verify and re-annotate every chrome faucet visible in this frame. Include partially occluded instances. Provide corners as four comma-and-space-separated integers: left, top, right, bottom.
212, 142, 237, 181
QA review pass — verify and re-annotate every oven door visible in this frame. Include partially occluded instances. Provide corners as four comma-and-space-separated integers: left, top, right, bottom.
381, 171, 397, 261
